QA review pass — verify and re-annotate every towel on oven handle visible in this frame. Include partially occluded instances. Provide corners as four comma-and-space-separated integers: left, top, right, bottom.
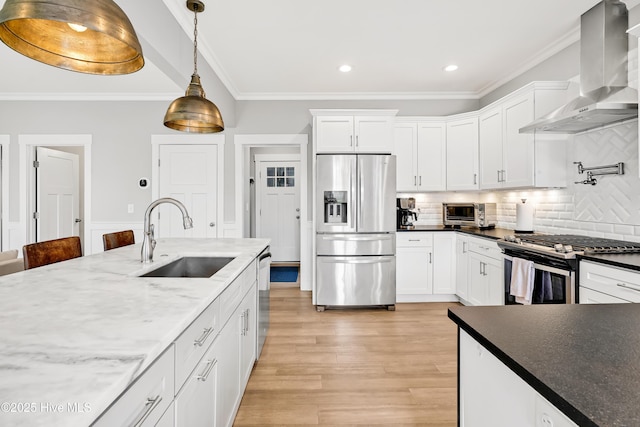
510, 257, 535, 305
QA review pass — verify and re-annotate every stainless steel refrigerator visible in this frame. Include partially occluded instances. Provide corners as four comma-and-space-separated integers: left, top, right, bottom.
315, 154, 396, 310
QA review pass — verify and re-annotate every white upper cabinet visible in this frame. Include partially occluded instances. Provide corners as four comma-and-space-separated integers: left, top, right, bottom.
394, 120, 446, 192
311, 110, 398, 154
446, 116, 479, 191
478, 82, 569, 190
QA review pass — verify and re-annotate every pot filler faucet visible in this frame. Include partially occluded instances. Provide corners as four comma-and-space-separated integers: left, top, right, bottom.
141, 197, 193, 263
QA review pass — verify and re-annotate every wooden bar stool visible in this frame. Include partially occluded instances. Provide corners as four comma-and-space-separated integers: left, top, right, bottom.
22, 236, 83, 270
102, 230, 135, 251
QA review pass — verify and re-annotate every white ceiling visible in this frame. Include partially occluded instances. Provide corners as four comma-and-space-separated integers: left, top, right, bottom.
2, 0, 640, 101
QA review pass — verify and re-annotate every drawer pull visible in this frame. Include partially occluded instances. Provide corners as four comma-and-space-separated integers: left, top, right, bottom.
196, 359, 217, 382
408, 239, 421, 242
193, 327, 214, 347
617, 283, 640, 293
132, 395, 162, 427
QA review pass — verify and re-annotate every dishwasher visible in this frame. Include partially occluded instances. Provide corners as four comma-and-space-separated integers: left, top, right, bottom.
257, 247, 271, 359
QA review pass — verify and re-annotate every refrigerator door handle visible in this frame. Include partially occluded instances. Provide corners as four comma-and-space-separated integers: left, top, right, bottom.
356, 158, 362, 232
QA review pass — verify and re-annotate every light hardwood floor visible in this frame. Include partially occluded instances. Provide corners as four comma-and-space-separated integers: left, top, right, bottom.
234, 283, 460, 426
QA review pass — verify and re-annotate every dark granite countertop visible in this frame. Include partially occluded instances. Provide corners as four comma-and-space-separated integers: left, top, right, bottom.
449, 304, 640, 427
578, 253, 640, 272
397, 225, 516, 241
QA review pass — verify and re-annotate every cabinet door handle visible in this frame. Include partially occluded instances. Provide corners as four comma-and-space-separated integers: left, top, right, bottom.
414, 176, 417, 186
617, 283, 640, 293
132, 395, 163, 427
502, 170, 506, 182
462, 242, 467, 253
419, 176, 422, 186
193, 327, 214, 347
244, 309, 250, 333
355, 135, 359, 147
429, 252, 432, 264
241, 311, 246, 336
196, 359, 217, 382
497, 170, 501, 182
473, 173, 477, 185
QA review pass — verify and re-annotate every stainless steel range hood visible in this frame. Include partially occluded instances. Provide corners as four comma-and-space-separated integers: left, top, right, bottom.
520, 0, 638, 134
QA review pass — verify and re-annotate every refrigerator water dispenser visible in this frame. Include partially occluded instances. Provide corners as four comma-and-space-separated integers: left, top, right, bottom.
324, 191, 347, 224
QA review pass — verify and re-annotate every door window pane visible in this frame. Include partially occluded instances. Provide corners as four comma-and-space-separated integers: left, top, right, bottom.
267, 178, 275, 187
266, 167, 275, 177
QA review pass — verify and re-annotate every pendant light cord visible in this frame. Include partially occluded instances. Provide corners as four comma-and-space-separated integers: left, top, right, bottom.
193, 5, 199, 75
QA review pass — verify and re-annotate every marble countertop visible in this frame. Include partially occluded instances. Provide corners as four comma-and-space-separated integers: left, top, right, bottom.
0, 238, 269, 427
449, 304, 640, 427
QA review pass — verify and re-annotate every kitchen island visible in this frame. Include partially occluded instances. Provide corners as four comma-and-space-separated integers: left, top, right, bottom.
449, 304, 640, 427
0, 238, 269, 427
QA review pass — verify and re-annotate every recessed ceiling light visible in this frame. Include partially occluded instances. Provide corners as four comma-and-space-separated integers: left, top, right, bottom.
339, 64, 352, 73
444, 64, 459, 72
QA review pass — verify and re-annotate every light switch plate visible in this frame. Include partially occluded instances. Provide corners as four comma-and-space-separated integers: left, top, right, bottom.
127, 204, 134, 214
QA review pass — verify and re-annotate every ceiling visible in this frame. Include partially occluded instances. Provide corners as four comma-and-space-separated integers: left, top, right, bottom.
2, 0, 640, 101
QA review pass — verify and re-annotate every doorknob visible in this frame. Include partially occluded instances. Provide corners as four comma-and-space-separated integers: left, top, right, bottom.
74, 218, 82, 223
209, 222, 215, 227
296, 216, 300, 219
296, 208, 300, 212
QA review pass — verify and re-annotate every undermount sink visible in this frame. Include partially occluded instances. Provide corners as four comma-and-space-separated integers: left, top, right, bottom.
140, 256, 235, 278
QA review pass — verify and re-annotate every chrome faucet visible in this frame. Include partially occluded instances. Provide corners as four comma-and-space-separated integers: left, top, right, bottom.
141, 197, 193, 263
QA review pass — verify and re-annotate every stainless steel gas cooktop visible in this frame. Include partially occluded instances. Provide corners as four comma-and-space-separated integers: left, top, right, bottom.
498, 234, 640, 259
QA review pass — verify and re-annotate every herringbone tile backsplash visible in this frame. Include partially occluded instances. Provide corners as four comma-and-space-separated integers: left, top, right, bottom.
401, 121, 640, 242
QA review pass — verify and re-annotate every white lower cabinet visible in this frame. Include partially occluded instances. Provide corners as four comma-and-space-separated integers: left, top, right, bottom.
93, 346, 175, 427
217, 309, 241, 427
460, 236, 504, 306
396, 232, 456, 302
175, 341, 220, 427
157, 403, 175, 427
396, 233, 433, 298
579, 261, 640, 303
94, 259, 259, 427
218, 276, 258, 427
460, 330, 577, 427
455, 235, 469, 301
240, 286, 258, 388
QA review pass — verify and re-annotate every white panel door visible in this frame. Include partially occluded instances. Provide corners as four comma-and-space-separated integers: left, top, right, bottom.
158, 145, 217, 238
257, 161, 300, 262
36, 147, 79, 242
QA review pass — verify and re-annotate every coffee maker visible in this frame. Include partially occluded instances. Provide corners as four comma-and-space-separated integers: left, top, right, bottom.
397, 197, 417, 230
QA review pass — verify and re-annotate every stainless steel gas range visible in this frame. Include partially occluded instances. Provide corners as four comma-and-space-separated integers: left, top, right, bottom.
497, 234, 640, 304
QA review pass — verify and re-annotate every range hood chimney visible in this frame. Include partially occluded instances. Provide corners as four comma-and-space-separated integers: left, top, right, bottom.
520, 0, 638, 134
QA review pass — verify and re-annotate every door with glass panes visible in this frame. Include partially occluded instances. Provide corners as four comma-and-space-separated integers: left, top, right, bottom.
256, 159, 300, 262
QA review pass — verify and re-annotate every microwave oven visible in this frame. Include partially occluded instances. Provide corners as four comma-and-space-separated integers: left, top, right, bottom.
442, 203, 496, 229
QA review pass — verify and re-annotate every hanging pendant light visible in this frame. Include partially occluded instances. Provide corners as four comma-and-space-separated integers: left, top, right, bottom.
0, 0, 144, 75
163, 0, 223, 134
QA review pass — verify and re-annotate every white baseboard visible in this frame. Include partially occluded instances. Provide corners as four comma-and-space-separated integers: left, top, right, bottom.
396, 294, 460, 303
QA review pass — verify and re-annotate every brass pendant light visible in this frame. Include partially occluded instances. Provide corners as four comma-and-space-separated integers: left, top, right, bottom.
163, 0, 224, 134
0, 0, 144, 75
